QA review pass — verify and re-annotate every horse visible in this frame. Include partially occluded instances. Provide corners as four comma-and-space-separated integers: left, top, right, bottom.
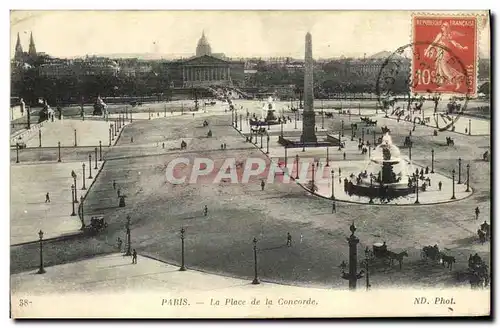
387, 250, 408, 269
441, 254, 456, 270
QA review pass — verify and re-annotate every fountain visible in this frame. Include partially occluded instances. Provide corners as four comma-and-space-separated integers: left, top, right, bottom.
347, 133, 417, 200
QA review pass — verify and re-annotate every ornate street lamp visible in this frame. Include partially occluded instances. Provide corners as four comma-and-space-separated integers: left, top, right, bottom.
81, 163, 86, 190
71, 170, 78, 203
284, 145, 288, 168
37, 230, 46, 274
451, 169, 456, 200
240, 114, 242, 132
295, 154, 300, 180
16, 143, 19, 163
71, 185, 76, 216
340, 223, 364, 290
468, 119, 471, 135
266, 134, 270, 154
88, 154, 93, 179
321, 111, 324, 130
38, 129, 42, 148
331, 170, 335, 200
431, 149, 435, 173
260, 133, 263, 149
180, 227, 187, 271
58, 141, 62, 162
341, 120, 344, 137
109, 128, 112, 146
338, 131, 342, 151
252, 237, 260, 285
326, 147, 330, 167
99, 141, 103, 161
369, 174, 374, 204
458, 158, 462, 184
363, 247, 371, 291
466, 164, 471, 192
125, 215, 131, 256
74, 129, 77, 147
94, 147, 98, 170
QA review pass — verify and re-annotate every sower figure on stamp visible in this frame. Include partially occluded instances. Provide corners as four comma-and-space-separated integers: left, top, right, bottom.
287, 232, 292, 247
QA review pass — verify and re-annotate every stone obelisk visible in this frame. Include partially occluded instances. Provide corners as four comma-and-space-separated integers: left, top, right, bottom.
302, 32, 317, 143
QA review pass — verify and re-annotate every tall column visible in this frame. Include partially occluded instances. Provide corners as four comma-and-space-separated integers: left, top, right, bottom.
302, 32, 317, 143
227, 67, 231, 80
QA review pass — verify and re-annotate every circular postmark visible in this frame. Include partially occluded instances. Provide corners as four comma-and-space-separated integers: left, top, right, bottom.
376, 42, 472, 132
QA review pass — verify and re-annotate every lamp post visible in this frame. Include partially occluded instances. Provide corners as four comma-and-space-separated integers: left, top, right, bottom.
88, 154, 93, 179
240, 114, 242, 131
331, 170, 335, 199
302, 136, 305, 152
266, 134, 270, 154
82, 163, 86, 190
180, 227, 187, 271
252, 237, 260, 284
458, 158, 462, 184
260, 133, 263, 149
409, 140, 412, 160
468, 119, 471, 135
414, 175, 420, 204
231, 108, 234, 126
361, 128, 365, 143
326, 147, 330, 167
71, 184, 76, 216
431, 149, 435, 173
363, 247, 371, 291
311, 163, 315, 190
295, 154, 300, 180
71, 170, 78, 203
351, 124, 354, 141
16, 143, 19, 163
340, 223, 364, 290
294, 111, 297, 129
74, 129, 77, 147
280, 118, 284, 137
37, 230, 46, 274
451, 169, 456, 200
38, 129, 42, 148
94, 148, 98, 169
114, 120, 118, 136
338, 131, 342, 151
373, 130, 376, 146
99, 141, 102, 161
79, 195, 85, 230
341, 120, 344, 137
125, 215, 131, 256
466, 164, 470, 192
321, 111, 324, 130
57, 141, 61, 162
369, 174, 374, 204
109, 128, 112, 146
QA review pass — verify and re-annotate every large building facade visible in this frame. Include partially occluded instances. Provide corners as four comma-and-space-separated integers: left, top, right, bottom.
167, 32, 244, 88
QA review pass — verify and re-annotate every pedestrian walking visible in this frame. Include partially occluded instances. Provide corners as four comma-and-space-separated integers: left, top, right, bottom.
130, 136, 134, 143
438, 181, 442, 191
286, 232, 292, 247
221, 144, 224, 150
132, 249, 137, 264
162, 142, 165, 149
343, 152, 346, 160
117, 188, 121, 198
475, 207, 480, 220
117, 237, 123, 251
261, 180, 265, 191
45, 192, 50, 203
204, 205, 208, 216
113, 180, 116, 190
332, 201, 336, 213
300, 234, 303, 243
223, 143, 227, 150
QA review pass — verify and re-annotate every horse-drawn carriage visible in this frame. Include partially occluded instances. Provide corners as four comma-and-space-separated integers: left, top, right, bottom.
366, 242, 408, 269
468, 253, 489, 288
477, 221, 490, 244
446, 137, 455, 146
325, 112, 333, 118
85, 216, 108, 235
202, 120, 209, 127
360, 116, 377, 126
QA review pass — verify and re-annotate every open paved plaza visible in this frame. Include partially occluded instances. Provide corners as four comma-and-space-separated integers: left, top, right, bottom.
10, 98, 491, 291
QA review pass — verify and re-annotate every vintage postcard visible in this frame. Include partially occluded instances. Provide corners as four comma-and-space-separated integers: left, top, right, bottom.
9, 10, 491, 319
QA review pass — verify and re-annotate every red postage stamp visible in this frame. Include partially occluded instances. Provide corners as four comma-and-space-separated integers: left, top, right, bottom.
412, 15, 478, 96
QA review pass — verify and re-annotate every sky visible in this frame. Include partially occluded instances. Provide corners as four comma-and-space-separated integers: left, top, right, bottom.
10, 10, 490, 59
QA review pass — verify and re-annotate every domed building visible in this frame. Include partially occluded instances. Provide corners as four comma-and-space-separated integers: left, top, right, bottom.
166, 31, 245, 89
196, 31, 212, 57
